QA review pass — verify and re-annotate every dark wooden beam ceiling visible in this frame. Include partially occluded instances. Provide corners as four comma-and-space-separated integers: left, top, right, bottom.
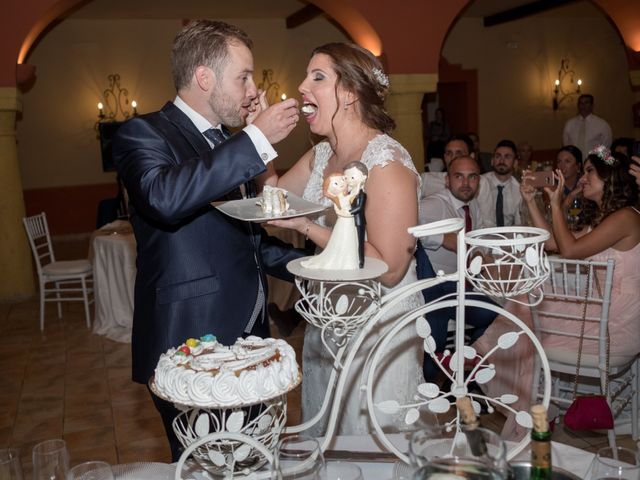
484, 0, 577, 27
286, 3, 323, 29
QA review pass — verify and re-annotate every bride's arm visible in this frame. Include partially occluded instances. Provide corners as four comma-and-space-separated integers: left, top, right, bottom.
256, 148, 315, 196
364, 161, 418, 287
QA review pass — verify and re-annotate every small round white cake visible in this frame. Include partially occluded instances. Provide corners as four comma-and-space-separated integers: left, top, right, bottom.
152, 334, 300, 408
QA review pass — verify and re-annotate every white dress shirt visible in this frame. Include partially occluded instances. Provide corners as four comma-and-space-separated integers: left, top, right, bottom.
174, 95, 277, 164
419, 189, 483, 274
420, 171, 447, 199
562, 113, 612, 157
476, 172, 522, 228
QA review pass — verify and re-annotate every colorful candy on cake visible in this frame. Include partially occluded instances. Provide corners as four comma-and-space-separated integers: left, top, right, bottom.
152, 334, 300, 407
256, 185, 290, 215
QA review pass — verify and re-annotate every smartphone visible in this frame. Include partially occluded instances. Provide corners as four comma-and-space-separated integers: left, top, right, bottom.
526, 171, 556, 188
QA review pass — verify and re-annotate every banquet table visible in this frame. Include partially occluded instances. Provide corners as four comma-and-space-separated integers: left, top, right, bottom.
91, 220, 136, 343
110, 434, 597, 479
90, 221, 302, 343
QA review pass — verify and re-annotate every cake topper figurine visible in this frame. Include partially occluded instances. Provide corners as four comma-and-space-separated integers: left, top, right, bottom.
300, 172, 361, 270
344, 161, 368, 268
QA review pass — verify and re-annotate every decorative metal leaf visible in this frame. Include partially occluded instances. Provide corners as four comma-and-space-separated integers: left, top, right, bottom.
417, 382, 440, 398
416, 317, 431, 338
516, 410, 533, 429
499, 394, 518, 405
335, 294, 349, 315
514, 234, 526, 253
497, 331, 519, 349
226, 411, 245, 433
377, 400, 400, 414
424, 337, 437, 354
208, 450, 226, 467
233, 444, 251, 462
428, 396, 451, 414
472, 400, 482, 415
257, 414, 273, 432
525, 246, 539, 267
405, 408, 420, 425
194, 413, 210, 437
469, 255, 483, 275
474, 367, 495, 384
463, 346, 476, 359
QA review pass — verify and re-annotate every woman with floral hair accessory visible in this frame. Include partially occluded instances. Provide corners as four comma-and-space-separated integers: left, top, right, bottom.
258, 42, 423, 435
473, 145, 640, 441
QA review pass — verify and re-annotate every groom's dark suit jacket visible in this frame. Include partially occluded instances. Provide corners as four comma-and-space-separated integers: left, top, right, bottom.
113, 102, 302, 384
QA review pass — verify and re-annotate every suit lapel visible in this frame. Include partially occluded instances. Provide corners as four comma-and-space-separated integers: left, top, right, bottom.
160, 102, 210, 156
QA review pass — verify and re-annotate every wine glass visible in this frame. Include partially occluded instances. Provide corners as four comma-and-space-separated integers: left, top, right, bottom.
32, 439, 69, 480
567, 197, 582, 231
68, 461, 114, 480
0, 448, 24, 480
409, 424, 509, 479
588, 446, 640, 479
273, 434, 325, 479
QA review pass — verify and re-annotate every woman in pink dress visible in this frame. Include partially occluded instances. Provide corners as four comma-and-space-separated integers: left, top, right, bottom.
474, 145, 640, 439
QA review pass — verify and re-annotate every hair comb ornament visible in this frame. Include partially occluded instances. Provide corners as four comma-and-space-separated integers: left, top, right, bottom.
372, 67, 389, 88
589, 144, 616, 166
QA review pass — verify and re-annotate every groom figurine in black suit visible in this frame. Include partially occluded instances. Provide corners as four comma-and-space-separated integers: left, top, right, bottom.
113, 20, 303, 460
344, 161, 368, 268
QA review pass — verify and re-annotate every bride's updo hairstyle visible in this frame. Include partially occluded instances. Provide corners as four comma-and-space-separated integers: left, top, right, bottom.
581, 147, 638, 227
312, 42, 395, 135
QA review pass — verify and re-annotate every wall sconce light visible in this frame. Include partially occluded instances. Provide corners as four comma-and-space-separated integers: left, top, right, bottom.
94, 74, 138, 137
553, 58, 582, 111
257, 69, 283, 105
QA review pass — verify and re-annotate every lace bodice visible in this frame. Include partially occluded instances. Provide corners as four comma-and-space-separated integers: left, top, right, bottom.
302, 134, 420, 227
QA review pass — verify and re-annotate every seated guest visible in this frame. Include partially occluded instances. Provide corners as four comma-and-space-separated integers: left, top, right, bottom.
476, 140, 523, 227
515, 140, 533, 180
556, 145, 583, 209
473, 145, 640, 440
417, 155, 496, 381
421, 134, 475, 199
611, 136, 634, 157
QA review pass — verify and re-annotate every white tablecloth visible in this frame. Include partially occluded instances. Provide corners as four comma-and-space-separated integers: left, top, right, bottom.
92, 221, 136, 343
89, 223, 302, 343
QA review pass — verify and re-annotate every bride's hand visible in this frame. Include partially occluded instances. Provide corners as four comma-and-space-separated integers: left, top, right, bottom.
267, 216, 310, 235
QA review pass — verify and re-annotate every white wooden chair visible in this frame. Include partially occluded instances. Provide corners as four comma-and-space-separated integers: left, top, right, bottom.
530, 257, 639, 449
23, 212, 94, 330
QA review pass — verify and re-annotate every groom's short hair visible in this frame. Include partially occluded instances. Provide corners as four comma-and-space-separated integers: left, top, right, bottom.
344, 161, 368, 177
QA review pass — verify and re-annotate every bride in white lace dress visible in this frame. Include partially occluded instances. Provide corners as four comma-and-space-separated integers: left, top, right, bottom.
264, 42, 423, 435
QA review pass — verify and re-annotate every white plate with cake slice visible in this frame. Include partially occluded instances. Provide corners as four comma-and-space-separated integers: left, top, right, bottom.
214, 192, 327, 223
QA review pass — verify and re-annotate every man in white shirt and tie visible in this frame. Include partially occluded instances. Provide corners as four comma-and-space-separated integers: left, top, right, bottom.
562, 94, 612, 157
421, 134, 475, 199
477, 139, 523, 228
416, 156, 497, 381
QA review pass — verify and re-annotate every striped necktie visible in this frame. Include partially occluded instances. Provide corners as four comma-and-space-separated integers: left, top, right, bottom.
202, 127, 226, 146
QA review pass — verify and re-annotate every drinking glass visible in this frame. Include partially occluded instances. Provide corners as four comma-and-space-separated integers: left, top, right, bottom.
68, 461, 114, 480
588, 446, 640, 479
324, 462, 363, 480
567, 197, 582, 231
0, 448, 24, 480
32, 439, 69, 480
409, 424, 509, 479
273, 434, 325, 479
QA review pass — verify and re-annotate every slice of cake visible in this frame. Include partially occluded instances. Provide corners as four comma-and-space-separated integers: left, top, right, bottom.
152, 334, 300, 407
257, 186, 290, 215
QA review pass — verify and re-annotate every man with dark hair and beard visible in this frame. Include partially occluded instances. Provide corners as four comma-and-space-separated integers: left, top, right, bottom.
477, 139, 523, 227
113, 20, 303, 460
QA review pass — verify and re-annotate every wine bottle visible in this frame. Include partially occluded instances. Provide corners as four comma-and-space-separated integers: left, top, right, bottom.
456, 396, 487, 457
530, 404, 552, 480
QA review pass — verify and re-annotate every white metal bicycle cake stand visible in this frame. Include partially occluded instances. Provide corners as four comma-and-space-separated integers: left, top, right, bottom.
173, 219, 553, 479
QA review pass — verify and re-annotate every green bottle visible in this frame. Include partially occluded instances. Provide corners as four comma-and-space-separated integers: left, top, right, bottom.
530, 404, 552, 480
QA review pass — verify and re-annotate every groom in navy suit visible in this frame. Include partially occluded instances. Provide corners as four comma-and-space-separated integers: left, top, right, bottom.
113, 20, 302, 460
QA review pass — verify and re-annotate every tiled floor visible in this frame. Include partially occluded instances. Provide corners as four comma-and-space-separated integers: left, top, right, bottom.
1, 235, 636, 475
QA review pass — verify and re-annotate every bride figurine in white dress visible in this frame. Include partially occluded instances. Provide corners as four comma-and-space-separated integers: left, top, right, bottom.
261, 42, 423, 435
300, 172, 360, 270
